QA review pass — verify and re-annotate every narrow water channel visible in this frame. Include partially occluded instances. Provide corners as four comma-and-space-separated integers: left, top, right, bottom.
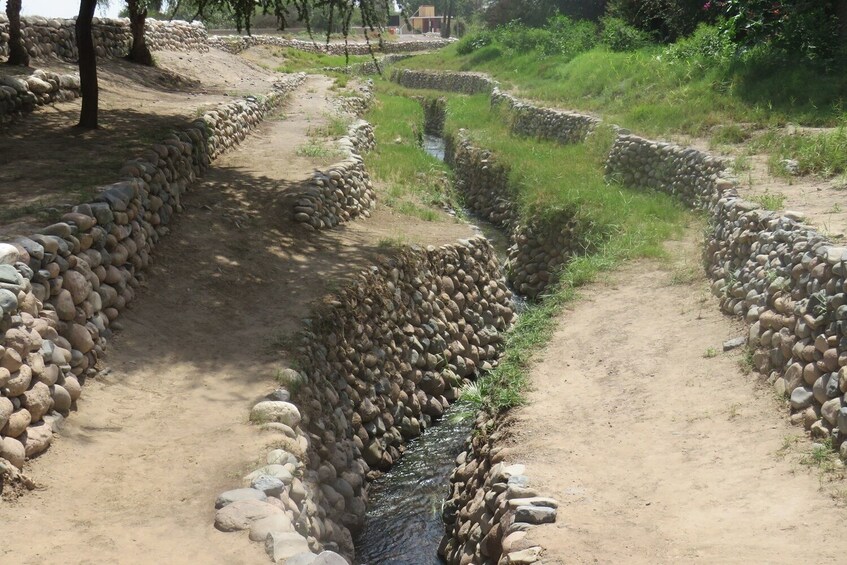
354, 409, 471, 564
353, 134, 517, 563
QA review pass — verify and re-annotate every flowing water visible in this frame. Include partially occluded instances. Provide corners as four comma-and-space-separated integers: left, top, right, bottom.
352, 134, 521, 563
353, 410, 471, 564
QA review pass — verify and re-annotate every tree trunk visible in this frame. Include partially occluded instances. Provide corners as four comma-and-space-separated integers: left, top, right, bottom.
127, 0, 154, 66
441, 0, 455, 38
6, 0, 30, 66
76, 0, 99, 129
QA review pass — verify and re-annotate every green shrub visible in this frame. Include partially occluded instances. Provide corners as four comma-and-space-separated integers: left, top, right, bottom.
600, 16, 651, 51
491, 16, 598, 58
607, 0, 716, 42
455, 30, 495, 55
664, 23, 733, 63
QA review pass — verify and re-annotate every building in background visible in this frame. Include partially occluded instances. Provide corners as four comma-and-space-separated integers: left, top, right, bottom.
408, 5, 441, 34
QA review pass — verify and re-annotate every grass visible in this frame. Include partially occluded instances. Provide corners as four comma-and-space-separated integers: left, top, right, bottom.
296, 141, 342, 159
738, 347, 755, 375
703, 347, 718, 358
754, 190, 787, 211
751, 126, 847, 178
308, 113, 351, 139
271, 47, 372, 74
402, 43, 847, 138
438, 91, 687, 251
363, 89, 459, 220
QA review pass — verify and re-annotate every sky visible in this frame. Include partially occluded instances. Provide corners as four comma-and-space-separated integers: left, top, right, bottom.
22, 1, 124, 19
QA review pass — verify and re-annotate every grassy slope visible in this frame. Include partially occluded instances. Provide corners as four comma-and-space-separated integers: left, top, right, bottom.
401, 43, 847, 139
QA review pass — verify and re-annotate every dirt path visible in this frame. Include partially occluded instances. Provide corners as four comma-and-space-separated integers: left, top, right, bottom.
510, 232, 847, 564
0, 49, 280, 238
0, 75, 473, 564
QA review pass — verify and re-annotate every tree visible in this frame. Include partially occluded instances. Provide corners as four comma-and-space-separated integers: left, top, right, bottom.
720, 0, 844, 60
126, 0, 163, 65
6, 0, 30, 66
77, 0, 99, 129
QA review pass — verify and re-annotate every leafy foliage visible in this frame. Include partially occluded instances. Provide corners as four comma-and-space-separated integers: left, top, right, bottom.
600, 16, 651, 51
606, 0, 717, 42
720, 0, 842, 61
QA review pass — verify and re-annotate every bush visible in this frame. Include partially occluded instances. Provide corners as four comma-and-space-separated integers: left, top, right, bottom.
490, 16, 597, 58
606, 0, 716, 42
664, 23, 733, 63
600, 17, 651, 51
720, 0, 841, 61
455, 30, 495, 55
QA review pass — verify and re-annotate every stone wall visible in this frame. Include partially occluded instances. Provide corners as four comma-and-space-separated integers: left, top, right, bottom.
322, 54, 414, 76
292, 120, 376, 231
393, 70, 598, 146
441, 413, 558, 565
446, 130, 587, 299
213, 236, 515, 561
209, 35, 452, 56
0, 15, 208, 61
491, 88, 599, 146
0, 69, 80, 126
606, 133, 731, 209
391, 68, 496, 95
0, 73, 305, 471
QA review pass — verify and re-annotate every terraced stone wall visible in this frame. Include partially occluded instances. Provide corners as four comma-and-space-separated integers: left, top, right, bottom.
292, 120, 377, 230
606, 133, 731, 209
0, 15, 207, 61
393, 70, 598, 145
445, 129, 587, 299
490, 88, 599, 145
0, 70, 80, 126
213, 237, 515, 561
392, 68, 495, 95
441, 413, 558, 565
0, 74, 305, 470
210, 35, 452, 55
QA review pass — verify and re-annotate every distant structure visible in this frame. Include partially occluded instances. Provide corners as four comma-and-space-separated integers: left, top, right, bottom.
400, 5, 440, 34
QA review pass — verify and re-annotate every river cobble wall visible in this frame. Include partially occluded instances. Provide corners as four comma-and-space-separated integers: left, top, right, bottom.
0, 69, 80, 126
0, 15, 207, 61
213, 237, 515, 561
292, 120, 376, 230
0, 73, 305, 471
210, 35, 452, 56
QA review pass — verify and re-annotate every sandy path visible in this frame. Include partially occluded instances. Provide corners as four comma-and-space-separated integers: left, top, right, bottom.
0, 75, 473, 564
510, 233, 847, 564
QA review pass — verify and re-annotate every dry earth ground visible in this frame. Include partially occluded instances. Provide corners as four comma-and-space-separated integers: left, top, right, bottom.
509, 231, 847, 564
0, 75, 473, 563
0, 48, 279, 238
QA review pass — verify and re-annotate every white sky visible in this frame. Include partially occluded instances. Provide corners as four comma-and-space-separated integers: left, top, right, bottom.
22, 1, 124, 19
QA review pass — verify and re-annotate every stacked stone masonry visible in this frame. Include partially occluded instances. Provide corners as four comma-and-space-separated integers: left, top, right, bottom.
446, 129, 586, 300
392, 68, 496, 95
491, 87, 599, 145
322, 54, 414, 76
394, 69, 599, 146
292, 120, 376, 230
0, 73, 306, 470
441, 414, 558, 565
606, 134, 730, 209
0, 15, 208, 61
214, 237, 515, 562
209, 34, 452, 56
0, 69, 80, 125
